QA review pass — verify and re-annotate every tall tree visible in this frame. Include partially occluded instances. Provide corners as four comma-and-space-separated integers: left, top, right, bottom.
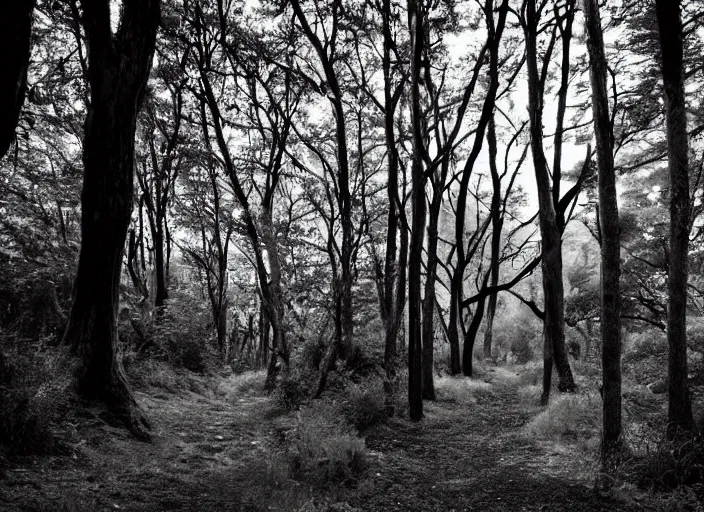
61, 0, 160, 440
0, 0, 35, 375
407, 0, 425, 421
523, 0, 577, 403
0, 0, 35, 159
583, 0, 622, 459
655, 0, 696, 436
289, 0, 356, 367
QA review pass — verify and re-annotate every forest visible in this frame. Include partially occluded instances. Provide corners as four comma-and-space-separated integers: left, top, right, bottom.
1, 0, 703, 510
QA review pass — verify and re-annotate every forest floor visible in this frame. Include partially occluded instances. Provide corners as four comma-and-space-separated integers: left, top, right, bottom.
0, 365, 681, 511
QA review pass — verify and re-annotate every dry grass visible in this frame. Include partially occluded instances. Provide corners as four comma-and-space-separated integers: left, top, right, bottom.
286, 404, 368, 487
434, 375, 491, 403
523, 391, 601, 441
213, 370, 266, 401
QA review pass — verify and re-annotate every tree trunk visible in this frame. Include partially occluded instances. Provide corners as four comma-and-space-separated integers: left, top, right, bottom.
154, 224, 167, 308
525, 0, 576, 399
540, 324, 552, 405
422, 180, 441, 400
483, 114, 502, 360
447, 278, 462, 374
381, 0, 404, 409
0, 0, 35, 159
62, 0, 160, 441
216, 301, 228, 360
655, 0, 696, 437
463, 294, 487, 377
584, 0, 622, 459
449, 0, 507, 377
407, 0, 425, 422
261, 210, 289, 390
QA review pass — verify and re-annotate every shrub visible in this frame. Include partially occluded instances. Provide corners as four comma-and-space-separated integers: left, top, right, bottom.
149, 292, 217, 373
287, 405, 367, 486
214, 370, 266, 400
435, 375, 490, 403
490, 305, 541, 361
0, 348, 70, 455
342, 381, 387, 431
629, 431, 704, 490
510, 335, 534, 364
275, 371, 313, 410
524, 392, 601, 441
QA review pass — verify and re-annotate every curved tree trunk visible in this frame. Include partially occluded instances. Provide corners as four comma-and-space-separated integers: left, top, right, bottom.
655, 0, 696, 437
525, 0, 576, 401
483, 115, 502, 360
62, 0, 160, 441
0, 0, 35, 159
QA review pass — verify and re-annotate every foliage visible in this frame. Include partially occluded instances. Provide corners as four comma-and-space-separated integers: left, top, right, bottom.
0, 344, 70, 455
341, 381, 387, 432
627, 431, 704, 491
285, 404, 367, 487
490, 304, 541, 363
148, 291, 218, 373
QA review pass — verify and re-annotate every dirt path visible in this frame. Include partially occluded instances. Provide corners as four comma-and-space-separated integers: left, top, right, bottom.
357, 368, 640, 512
0, 379, 291, 511
0, 369, 645, 511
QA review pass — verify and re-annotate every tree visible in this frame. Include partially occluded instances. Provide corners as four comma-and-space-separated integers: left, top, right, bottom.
61, 0, 160, 440
583, 0, 622, 460
0, 0, 35, 376
289, 0, 357, 368
135, 47, 188, 309
0, 1, 36, 159
523, 0, 577, 403
407, 0, 426, 422
655, 0, 696, 436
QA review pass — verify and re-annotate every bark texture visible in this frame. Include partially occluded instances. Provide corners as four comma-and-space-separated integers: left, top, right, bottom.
655, 0, 696, 436
584, 0, 622, 458
62, 0, 161, 441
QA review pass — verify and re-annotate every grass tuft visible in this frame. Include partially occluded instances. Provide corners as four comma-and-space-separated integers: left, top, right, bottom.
524, 392, 601, 441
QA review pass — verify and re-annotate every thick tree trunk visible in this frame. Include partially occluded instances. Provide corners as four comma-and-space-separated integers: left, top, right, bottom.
407, 0, 425, 422
0, 0, 35, 159
483, 115, 502, 360
62, 0, 160, 441
584, 0, 622, 459
525, 0, 576, 400
655, 0, 696, 437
